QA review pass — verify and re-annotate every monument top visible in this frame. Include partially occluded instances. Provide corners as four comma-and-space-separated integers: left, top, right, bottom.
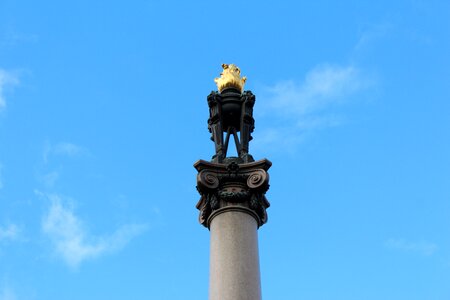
214, 64, 247, 93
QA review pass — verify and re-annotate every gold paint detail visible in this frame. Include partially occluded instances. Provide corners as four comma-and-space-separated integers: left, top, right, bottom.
214, 64, 247, 93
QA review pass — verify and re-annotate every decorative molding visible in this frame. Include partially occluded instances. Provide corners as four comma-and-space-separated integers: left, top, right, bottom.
195, 159, 271, 228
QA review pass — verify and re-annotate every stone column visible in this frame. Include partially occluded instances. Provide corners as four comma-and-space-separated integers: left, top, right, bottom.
209, 209, 261, 300
195, 158, 271, 300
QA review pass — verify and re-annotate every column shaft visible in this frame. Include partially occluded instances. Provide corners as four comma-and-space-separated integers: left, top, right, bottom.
209, 210, 261, 300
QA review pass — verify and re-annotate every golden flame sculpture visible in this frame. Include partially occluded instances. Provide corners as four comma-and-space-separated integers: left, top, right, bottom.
214, 63, 247, 93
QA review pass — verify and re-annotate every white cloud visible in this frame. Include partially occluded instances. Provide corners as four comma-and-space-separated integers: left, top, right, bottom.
41, 193, 147, 268
38, 142, 87, 187
253, 127, 307, 155
43, 141, 88, 164
52, 142, 85, 156
0, 285, 16, 300
41, 171, 60, 187
354, 22, 393, 54
265, 65, 366, 116
0, 69, 19, 111
385, 238, 438, 256
254, 64, 372, 152
0, 224, 20, 241
1, 30, 39, 47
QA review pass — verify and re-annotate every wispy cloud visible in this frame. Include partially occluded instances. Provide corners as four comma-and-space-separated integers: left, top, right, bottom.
254, 64, 372, 152
40, 192, 147, 268
43, 141, 88, 164
354, 22, 393, 54
0, 224, 20, 242
52, 142, 86, 157
0, 69, 19, 111
41, 171, 60, 188
0, 29, 39, 47
264, 65, 367, 116
38, 141, 88, 187
0, 285, 17, 300
385, 238, 438, 256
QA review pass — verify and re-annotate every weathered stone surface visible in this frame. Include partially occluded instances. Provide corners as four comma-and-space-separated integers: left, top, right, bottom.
209, 210, 261, 300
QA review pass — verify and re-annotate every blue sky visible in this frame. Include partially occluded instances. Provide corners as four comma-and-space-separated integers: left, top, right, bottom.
0, 0, 449, 299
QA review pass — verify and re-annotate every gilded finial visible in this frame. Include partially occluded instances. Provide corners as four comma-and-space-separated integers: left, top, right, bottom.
214, 63, 247, 93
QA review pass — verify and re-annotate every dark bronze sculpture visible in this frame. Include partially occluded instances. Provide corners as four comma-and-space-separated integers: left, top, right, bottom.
207, 89, 255, 163
195, 64, 271, 228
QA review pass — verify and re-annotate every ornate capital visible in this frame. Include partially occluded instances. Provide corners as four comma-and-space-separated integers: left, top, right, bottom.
194, 158, 271, 229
